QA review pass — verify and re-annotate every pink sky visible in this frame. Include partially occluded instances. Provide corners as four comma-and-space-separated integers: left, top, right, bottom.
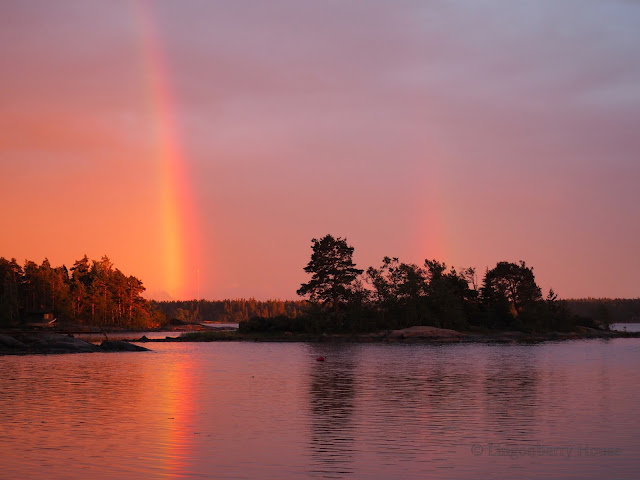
1, 1, 639, 300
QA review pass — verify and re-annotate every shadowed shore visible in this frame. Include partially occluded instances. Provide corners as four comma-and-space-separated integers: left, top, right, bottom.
0, 333, 149, 355
3, 326, 638, 355
138, 325, 640, 344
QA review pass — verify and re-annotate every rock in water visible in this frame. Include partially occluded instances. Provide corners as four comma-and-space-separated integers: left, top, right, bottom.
24, 333, 100, 353
0, 334, 28, 350
0, 333, 150, 355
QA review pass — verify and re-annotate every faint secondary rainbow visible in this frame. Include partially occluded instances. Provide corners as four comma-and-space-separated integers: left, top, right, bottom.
135, 1, 200, 299
412, 150, 452, 265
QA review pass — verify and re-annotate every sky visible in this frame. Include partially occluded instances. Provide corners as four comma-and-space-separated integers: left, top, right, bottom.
1, 0, 639, 300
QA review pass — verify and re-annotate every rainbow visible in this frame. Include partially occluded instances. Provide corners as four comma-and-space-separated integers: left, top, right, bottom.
409, 165, 450, 266
133, 3, 199, 476
135, 1, 200, 299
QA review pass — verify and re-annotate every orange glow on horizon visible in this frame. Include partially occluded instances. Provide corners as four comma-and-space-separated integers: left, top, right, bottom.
413, 180, 449, 265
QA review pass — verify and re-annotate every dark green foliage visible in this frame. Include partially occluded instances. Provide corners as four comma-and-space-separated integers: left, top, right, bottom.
239, 314, 306, 333
0, 258, 22, 327
563, 298, 640, 328
297, 235, 363, 321
179, 330, 238, 341
291, 235, 579, 334
0, 255, 159, 329
2, 239, 608, 335
479, 261, 541, 330
481, 261, 542, 313
152, 298, 307, 324
366, 257, 428, 329
423, 260, 475, 330
364, 257, 476, 331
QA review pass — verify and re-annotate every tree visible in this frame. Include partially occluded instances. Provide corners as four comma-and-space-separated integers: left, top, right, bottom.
70, 255, 92, 287
91, 255, 113, 324
366, 257, 426, 328
367, 257, 402, 307
424, 260, 474, 330
297, 235, 363, 320
481, 261, 542, 318
0, 253, 160, 328
0, 258, 22, 326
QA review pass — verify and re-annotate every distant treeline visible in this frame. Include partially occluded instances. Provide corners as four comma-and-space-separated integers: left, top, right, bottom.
563, 298, 640, 324
0, 256, 161, 329
151, 298, 307, 324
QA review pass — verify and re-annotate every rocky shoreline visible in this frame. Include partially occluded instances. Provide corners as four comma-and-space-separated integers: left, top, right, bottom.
2, 326, 638, 355
0, 333, 149, 355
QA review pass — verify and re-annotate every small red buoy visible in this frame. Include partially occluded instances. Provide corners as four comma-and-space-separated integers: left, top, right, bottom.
316, 356, 325, 362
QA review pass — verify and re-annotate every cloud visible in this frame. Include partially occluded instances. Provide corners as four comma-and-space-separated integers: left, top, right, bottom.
2, 0, 640, 298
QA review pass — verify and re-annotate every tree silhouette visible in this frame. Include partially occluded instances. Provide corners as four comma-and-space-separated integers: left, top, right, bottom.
297, 235, 363, 319
0, 254, 157, 328
481, 261, 542, 316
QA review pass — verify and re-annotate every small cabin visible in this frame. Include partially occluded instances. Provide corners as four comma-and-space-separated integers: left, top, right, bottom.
24, 310, 57, 327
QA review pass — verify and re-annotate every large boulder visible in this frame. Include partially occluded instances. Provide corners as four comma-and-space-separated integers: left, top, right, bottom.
387, 326, 463, 341
0, 333, 151, 355
40, 334, 100, 353
15, 333, 100, 353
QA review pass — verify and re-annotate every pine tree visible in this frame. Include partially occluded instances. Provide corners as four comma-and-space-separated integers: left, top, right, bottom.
297, 235, 363, 319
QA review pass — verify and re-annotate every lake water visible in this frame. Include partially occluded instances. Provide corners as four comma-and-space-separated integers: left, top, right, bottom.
1, 339, 639, 479
611, 323, 640, 332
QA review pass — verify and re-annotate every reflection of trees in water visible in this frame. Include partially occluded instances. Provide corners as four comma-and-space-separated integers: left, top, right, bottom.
304, 345, 543, 474
422, 361, 477, 407
483, 348, 540, 437
365, 349, 478, 460
307, 345, 357, 479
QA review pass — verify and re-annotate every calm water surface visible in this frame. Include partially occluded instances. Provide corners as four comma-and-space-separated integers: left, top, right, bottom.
611, 323, 640, 332
1, 340, 639, 479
